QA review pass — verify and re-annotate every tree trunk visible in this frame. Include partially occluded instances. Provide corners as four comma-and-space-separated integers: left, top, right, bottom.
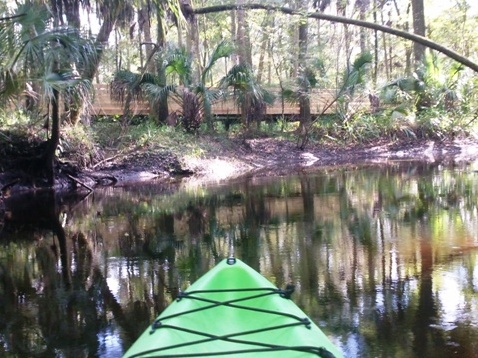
356, 0, 370, 53
372, 0, 378, 85
242, 14, 253, 67
47, 0, 83, 126
236, 0, 248, 67
298, 13, 311, 136
230, 9, 238, 65
64, 0, 81, 29
295, 0, 311, 145
189, 6, 202, 82
380, 10, 390, 80
138, 6, 155, 73
337, 0, 351, 64
155, 6, 169, 124
291, 15, 299, 79
236, 0, 251, 128
45, 88, 60, 187
256, 13, 272, 83
411, 0, 426, 65
405, 2, 413, 74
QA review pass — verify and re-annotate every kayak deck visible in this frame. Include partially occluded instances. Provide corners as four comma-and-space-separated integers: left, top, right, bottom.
124, 258, 342, 357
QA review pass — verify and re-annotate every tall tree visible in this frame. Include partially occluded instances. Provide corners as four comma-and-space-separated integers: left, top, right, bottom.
411, 0, 426, 65
356, 0, 370, 53
236, 0, 251, 67
372, 0, 378, 84
50, 0, 84, 28
256, 12, 273, 83
297, 0, 311, 136
181, 0, 201, 81
138, 3, 155, 73
234, 0, 254, 128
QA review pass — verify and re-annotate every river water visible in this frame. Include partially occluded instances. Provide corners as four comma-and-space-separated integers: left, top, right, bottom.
1, 161, 478, 357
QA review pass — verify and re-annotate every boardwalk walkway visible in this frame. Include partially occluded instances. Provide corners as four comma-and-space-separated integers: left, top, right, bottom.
91, 84, 370, 117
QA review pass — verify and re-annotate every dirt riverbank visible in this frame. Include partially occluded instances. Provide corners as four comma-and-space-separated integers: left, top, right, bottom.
2, 136, 478, 193
92, 136, 478, 185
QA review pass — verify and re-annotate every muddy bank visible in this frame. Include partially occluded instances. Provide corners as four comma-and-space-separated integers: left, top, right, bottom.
76, 137, 478, 188
172, 137, 478, 182
2, 137, 478, 194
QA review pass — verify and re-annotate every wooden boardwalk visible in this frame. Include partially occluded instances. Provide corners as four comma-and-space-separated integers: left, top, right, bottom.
91, 84, 369, 117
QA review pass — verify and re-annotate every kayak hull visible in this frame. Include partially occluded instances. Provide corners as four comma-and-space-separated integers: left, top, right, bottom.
123, 258, 342, 357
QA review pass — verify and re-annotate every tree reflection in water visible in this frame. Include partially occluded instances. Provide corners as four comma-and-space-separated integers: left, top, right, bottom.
1, 162, 478, 357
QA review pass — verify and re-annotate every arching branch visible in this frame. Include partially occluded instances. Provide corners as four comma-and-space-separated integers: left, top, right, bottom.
0, 13, 26, 22
193, 4, 478, 73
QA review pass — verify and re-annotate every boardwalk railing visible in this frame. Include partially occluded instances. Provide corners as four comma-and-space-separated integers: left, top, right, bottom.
91, 84, 370, 117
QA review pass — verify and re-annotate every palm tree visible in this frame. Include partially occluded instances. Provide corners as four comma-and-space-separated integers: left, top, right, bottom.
112, 41, 234, 132
219, 63, 274, 129
0, 2, 97, 186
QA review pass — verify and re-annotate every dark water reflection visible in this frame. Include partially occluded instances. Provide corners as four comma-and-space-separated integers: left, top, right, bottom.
1, 162, 478, 357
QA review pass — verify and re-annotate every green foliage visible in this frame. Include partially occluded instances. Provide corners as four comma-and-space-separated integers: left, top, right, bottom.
220, 64, 255, 92
93, 119, 229, 160
280, 60, 327, 112
111, 70, 162, 104
0, 2, 97, 113
316, 112, 397, 144
384, 52, 467, 114
112, 42, 234, 133
201, 40, 234, 84
163, 45, 192, 85
3, 0, 478, 159
305, 101, 478, 144
0, 109, 36, 129
335, 52, 373, 122
220, 63, 275, 127
58, 124, 100, 168
343, 52, 373, 94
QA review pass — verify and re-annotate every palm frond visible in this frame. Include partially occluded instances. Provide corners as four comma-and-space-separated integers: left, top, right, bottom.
219, 64, 254, 90
181, 89, 203, 133
202, 40, 234, 82
203, 88, 227, 104
0, 69, 22, 104
141, 82, 176, 107
64, 77, 94, 111
260, 87, 275, 105
111, 70, 142, 102
352, 52, 373, 72
297, 67, 318, 90
0, 1, 98, 119
15, 2, 48, 38
140, 72, 157, 85
163, 45, 192, 85
340, 52, 372, 96
281, 88, 300, 104
219, 63, 275, 118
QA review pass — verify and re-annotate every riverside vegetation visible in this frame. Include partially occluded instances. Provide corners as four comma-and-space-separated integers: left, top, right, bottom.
1, 109, 478, 194
1, 0, 478, 193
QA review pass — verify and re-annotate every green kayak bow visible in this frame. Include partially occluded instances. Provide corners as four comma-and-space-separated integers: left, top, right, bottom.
123, 258, 343, 357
